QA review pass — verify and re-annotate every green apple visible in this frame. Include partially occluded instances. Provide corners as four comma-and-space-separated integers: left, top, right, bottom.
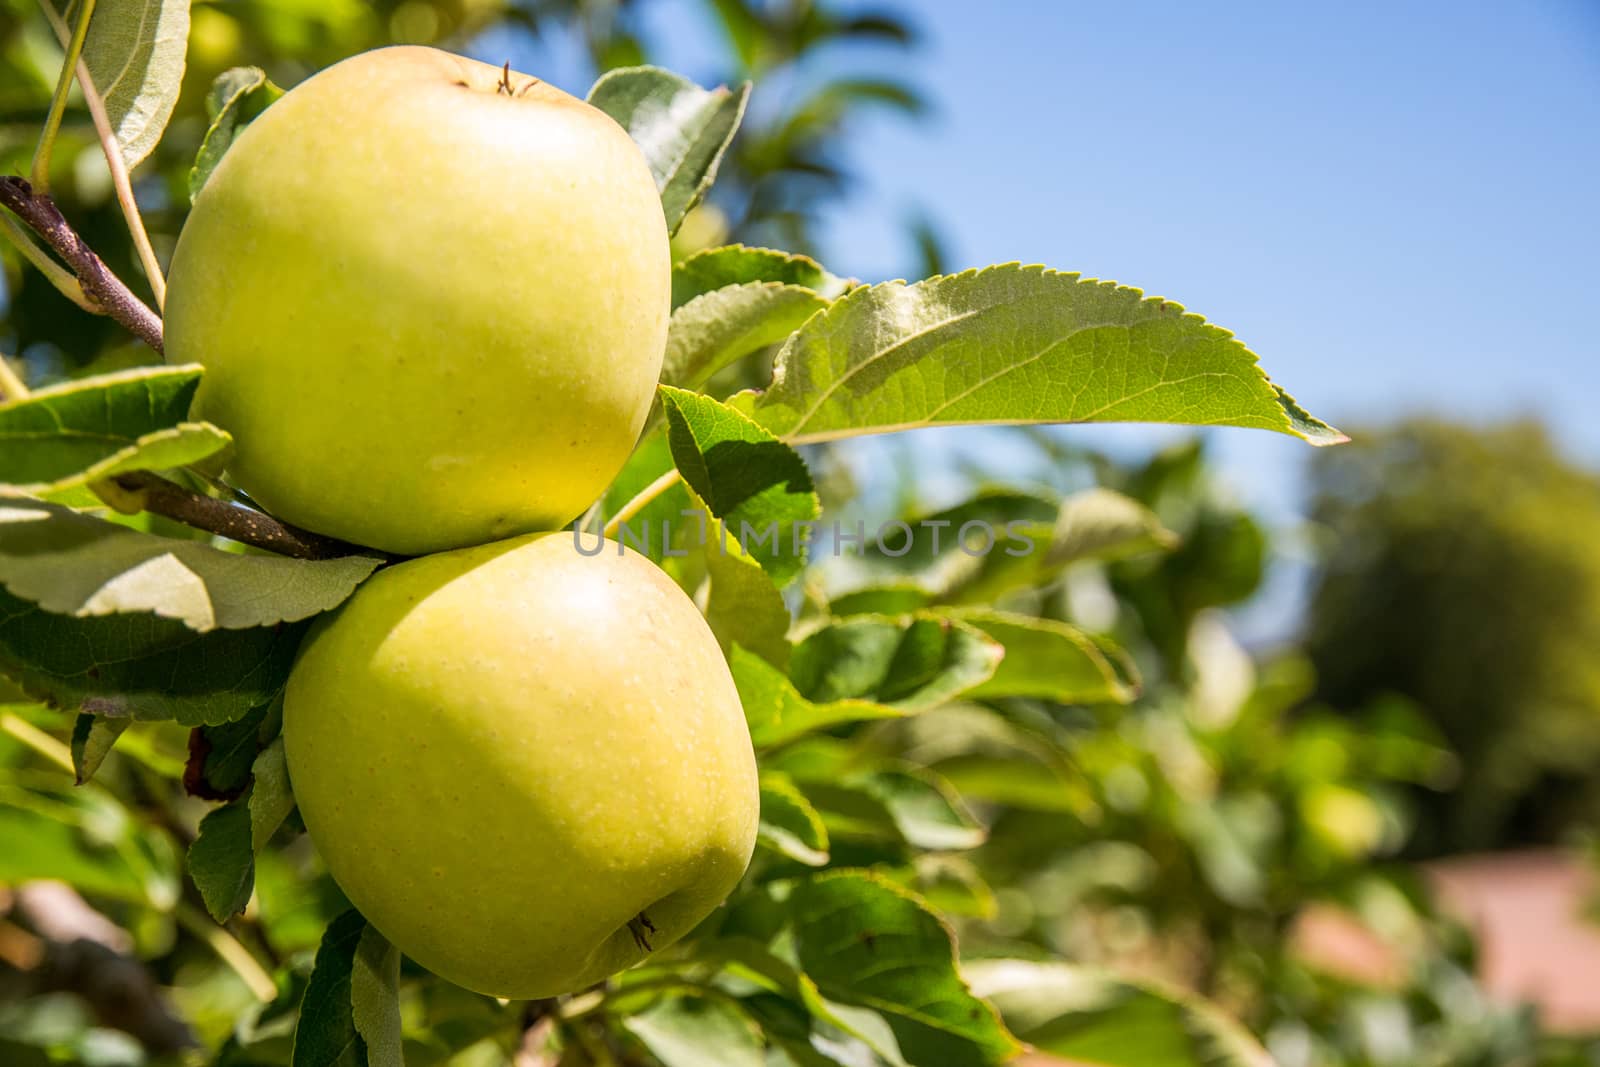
165, 46, 670, 555
282, 533, 759, 998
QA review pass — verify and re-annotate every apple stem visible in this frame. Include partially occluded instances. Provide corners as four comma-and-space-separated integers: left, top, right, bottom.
626, 912, 656, 952
0, 176, 165, 353
107, 470, 382, 561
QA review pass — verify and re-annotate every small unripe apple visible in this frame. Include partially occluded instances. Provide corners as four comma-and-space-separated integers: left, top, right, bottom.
282, 534, 759, 999
166, 46, 670, 555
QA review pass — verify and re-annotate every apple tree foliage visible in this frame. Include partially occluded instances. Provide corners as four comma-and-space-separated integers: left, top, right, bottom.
15, 4, 1578, 1067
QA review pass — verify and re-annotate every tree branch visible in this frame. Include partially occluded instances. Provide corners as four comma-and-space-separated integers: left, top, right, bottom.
110, 471, 378, 561
0, 175, 164, 353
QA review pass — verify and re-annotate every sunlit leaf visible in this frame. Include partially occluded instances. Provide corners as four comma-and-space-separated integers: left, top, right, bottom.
79, 0, 191, 168
0, 499, 381, 631
587, 67, 751, 234
734, 266, 1343, 446
190, 66, 284, 201
0, 366, 229, 500
661, 386, 818, 583
663, 283, 829, 392
673, 244, 848, 308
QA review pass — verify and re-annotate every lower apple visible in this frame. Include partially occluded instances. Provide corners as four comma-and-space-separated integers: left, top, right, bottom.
282, 533, 759, 998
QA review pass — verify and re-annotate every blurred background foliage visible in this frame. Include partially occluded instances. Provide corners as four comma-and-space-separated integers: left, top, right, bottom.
1306, 418, 1600, 857
4, 1, 1600, 1066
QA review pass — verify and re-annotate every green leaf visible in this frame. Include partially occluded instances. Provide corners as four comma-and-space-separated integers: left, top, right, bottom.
660, 386, 818, 584
184, 729, 291, 921
1046, 487, 1180, 563
791, 871, 1019, 1066
826, 583, 933, 617
587, 66, 751, 234
0, 587, 306, 725
733, 265, 1344, 446
664, 283, 830, 393
190, 66, 284, 202
184, 703, 269, 800
625, 995, 767, 1067
351, 925, 402, 1067
0, 366, 230, 499
188, 798, 254, 920
673, 245, 848, 308
758, 771, 830, 867
68, 712, 128, 784
934, 488, 1178, 605
731, 644, 903, 750
291, 910, 368, 1067
954, 610, 1140, 704
850, 769, 985, 851
963, 960, 1272, 1067
912, 856, 997, 920
0, 499, 382, 631
80, 0, 190, 169
858, 490, 1060, 597
791, 765, 985, 855
788, 615, 1003, 710
0, 770, 179, 906
247, 737, 293, 850
703, 520, 791, 668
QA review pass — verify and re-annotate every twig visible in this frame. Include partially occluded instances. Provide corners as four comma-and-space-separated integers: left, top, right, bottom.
30, 0, 96, 191
603, 468, 683, 539
0, 712, 73, 773
0, 175, 164, 352
109, 471, 376, 561
36, 0, 166, 309
0, 348, 30, 402
173, 902, 277, 1002
0, 209, 96, 312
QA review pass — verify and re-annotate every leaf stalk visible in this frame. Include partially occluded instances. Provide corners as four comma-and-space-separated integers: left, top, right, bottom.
36, 0, 167, 309
29, 0, 97, 192
602, 469, 684, 539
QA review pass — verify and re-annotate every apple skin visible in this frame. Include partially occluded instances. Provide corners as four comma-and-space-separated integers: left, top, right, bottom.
165, 46, 670, 555
282, 533, 759, 999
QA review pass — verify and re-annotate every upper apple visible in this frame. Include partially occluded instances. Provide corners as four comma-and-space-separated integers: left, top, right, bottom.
165, 46, 670, 555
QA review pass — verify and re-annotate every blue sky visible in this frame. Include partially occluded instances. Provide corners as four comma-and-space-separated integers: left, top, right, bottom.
486, 0, 1600, 632
491, 0, 1599, 494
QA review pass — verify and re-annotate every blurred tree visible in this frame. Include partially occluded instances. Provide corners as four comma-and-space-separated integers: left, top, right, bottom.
1306, 418, 1600, 854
